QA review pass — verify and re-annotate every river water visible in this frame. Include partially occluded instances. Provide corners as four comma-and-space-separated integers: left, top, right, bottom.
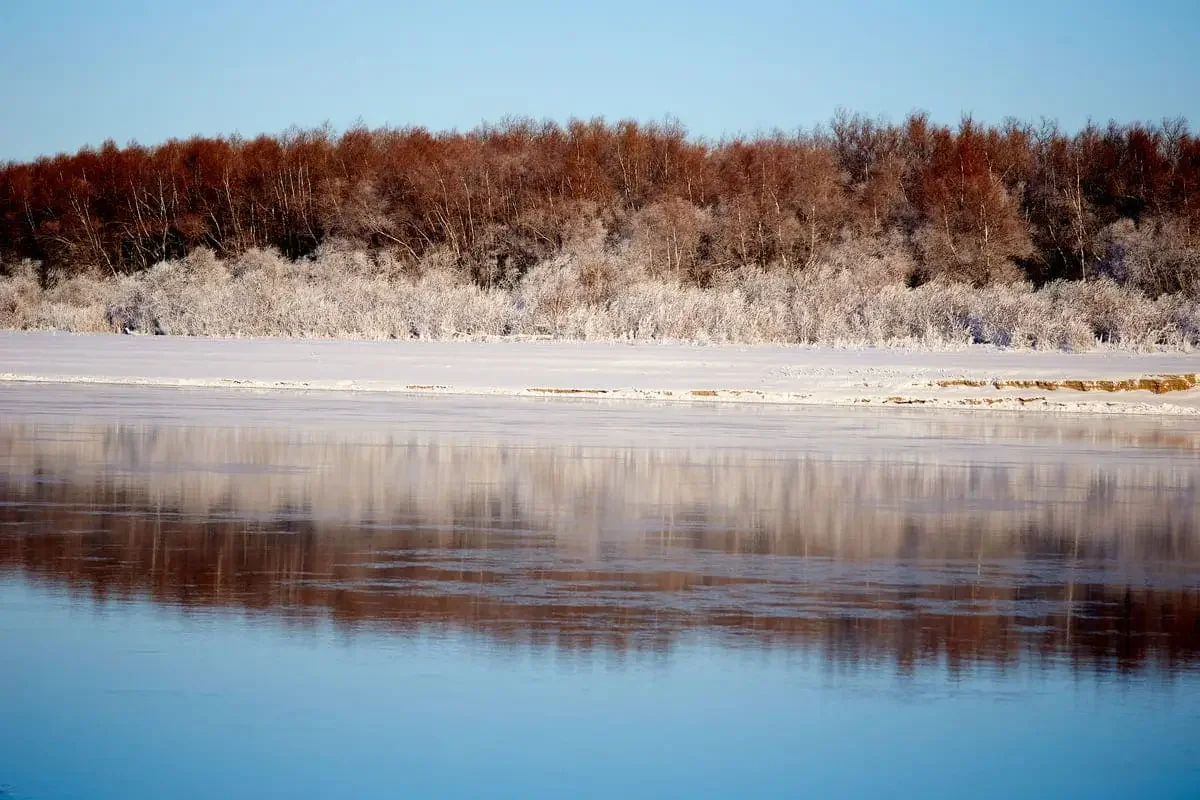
1, 386, 1198, 798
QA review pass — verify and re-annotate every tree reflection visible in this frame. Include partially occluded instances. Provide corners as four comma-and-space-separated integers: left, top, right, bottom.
1, 419, 1197, 675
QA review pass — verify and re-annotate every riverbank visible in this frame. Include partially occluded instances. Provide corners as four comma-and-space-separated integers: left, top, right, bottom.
1, 331, 1198, 414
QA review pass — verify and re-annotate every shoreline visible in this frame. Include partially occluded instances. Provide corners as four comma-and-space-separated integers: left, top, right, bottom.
1, 331, 1198, 415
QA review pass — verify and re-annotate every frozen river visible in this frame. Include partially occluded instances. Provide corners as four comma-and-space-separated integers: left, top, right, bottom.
1, 384, 1198, 798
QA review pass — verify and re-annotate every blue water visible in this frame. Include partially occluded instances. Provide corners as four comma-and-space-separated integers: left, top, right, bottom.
2, 578, 1197, 800
0, 395, 1198, 799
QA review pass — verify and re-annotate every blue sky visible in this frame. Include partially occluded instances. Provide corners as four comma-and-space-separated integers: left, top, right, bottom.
1, 0, 1197, 160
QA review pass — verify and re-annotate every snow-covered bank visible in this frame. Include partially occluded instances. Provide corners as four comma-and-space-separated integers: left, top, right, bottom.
1, 331, 1197, 414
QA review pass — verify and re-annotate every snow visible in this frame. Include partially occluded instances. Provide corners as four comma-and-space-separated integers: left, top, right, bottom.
0, 331, 1197, 415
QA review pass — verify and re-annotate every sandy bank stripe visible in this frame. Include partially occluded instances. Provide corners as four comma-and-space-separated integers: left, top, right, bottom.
935, 374, 1200, 394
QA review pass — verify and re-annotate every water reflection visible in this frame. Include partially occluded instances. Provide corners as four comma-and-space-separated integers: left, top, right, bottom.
2, 416, 1198, 677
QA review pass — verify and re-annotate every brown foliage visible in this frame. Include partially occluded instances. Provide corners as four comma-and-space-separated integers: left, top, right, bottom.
2, 114, 1199, 291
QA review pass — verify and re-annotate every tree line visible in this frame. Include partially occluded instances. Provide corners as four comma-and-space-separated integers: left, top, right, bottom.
2, 112, 1198, 290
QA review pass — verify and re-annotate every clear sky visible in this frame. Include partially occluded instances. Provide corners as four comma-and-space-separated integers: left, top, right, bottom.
1, 0, 1197, 161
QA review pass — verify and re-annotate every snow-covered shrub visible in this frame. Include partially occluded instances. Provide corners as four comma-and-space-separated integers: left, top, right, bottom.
1, 243, 1196, 350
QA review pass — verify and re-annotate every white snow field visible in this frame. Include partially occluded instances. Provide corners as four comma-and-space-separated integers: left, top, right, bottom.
0, 331, 1197, 414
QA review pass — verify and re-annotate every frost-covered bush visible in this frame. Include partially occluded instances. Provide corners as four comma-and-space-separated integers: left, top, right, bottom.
1097, 217, 1200, 298
1, 240, 1197, 350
